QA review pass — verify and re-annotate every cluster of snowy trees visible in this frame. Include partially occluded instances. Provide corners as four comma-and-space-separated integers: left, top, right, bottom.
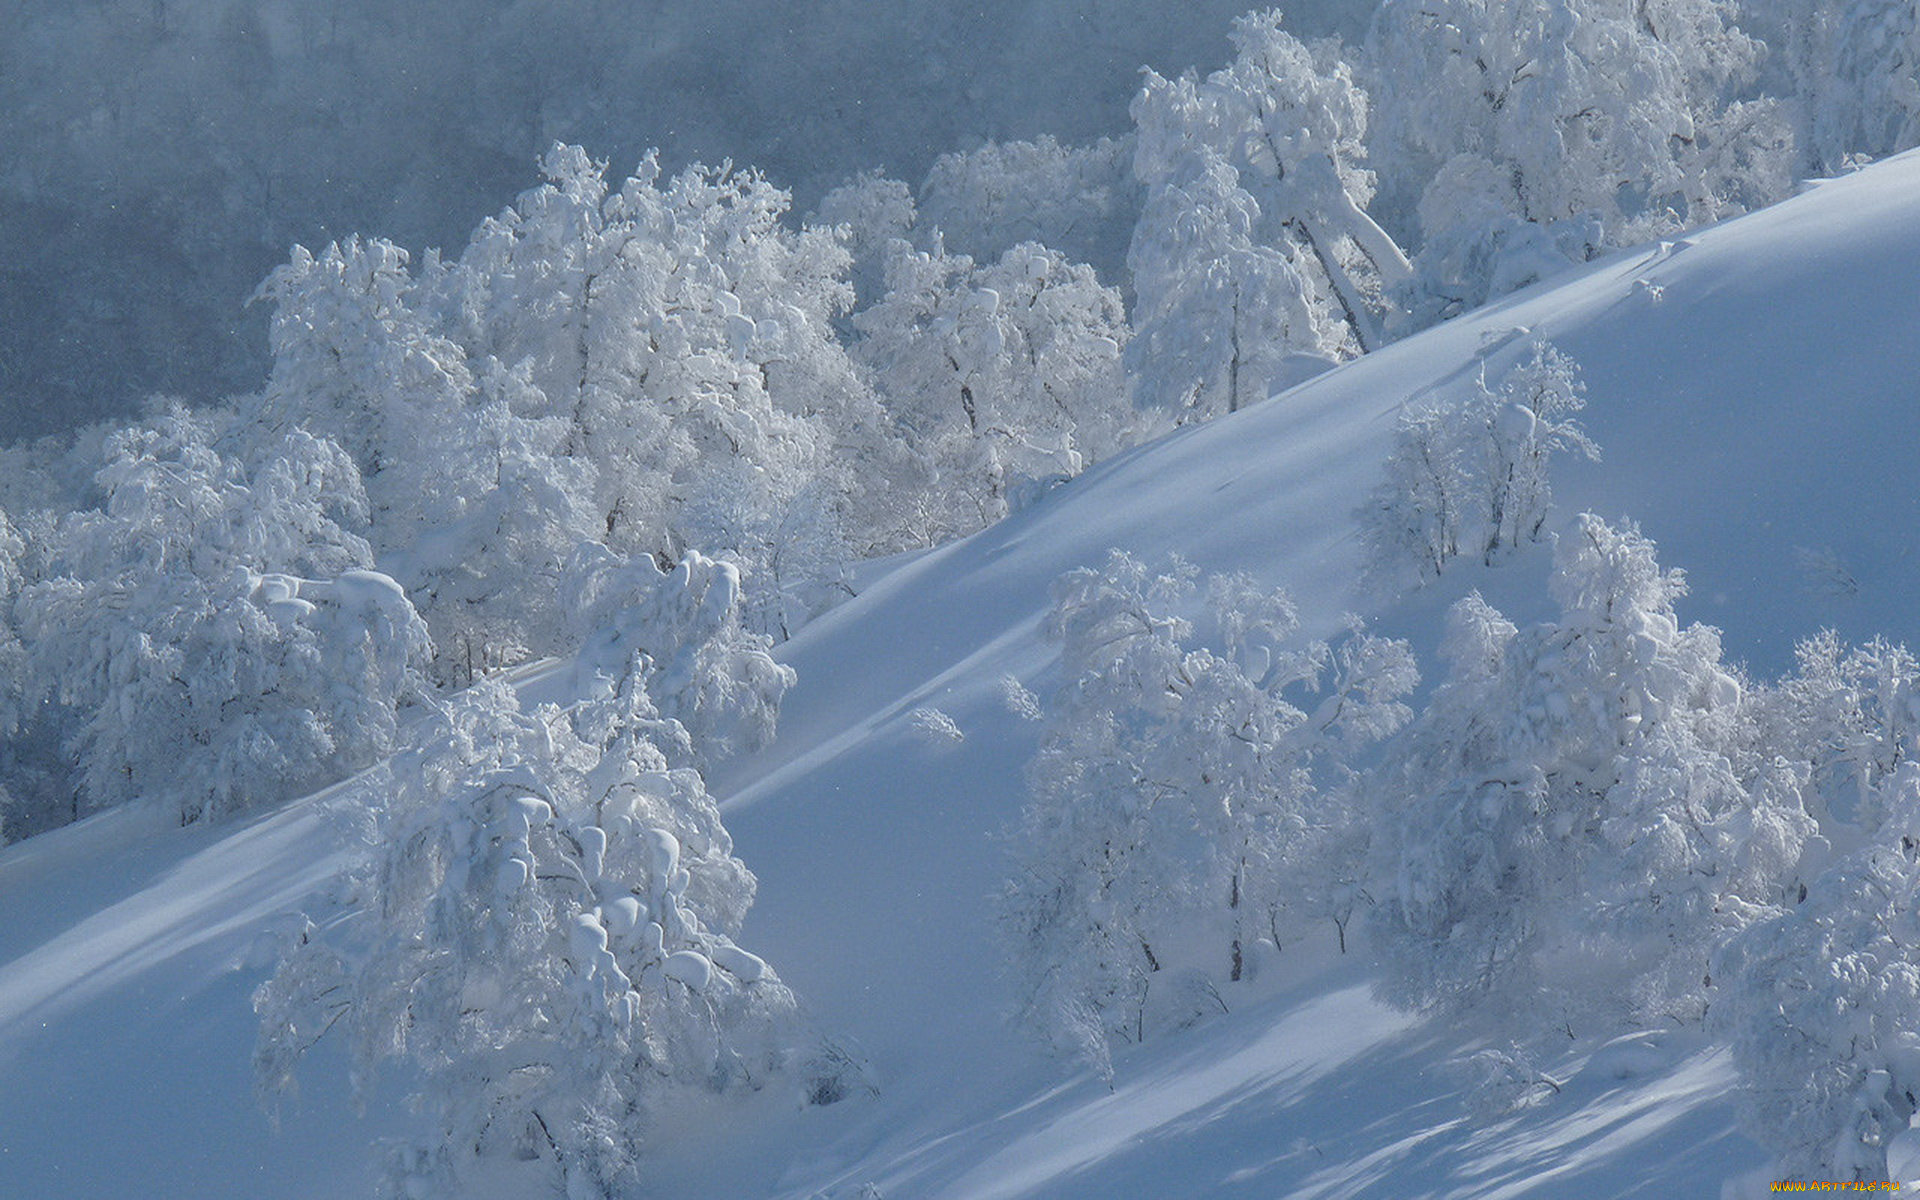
11, 0, 1920, 441
0, 303, 833, 1192
0, 0, 1310, 434
5, 0, 1918, 837
1001, 550, 1415, 1078
1000, 516, 1920, 1182
9, 2, 1920, 1185
6, 0, 1853, 852
1370, 517, 1814, 1031
0, 409, 431, 835
815, 0, 1839, 432
238, 145, 1143, 659
0, 133, 1152, 840
1367, 0, 1792, 325
1367, 536, 1920, 1181
1715, 633, 1920, 1181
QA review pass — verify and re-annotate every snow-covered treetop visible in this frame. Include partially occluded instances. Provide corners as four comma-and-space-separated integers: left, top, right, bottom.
1550, 512, 1688, 629
41, 407, 371, 588
568, 545, 796, 771
917, 135, 1136, 280
1131, 9, 1407, 363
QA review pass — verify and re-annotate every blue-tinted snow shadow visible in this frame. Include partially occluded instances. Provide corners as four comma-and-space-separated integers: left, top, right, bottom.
832, 977, 1762, 1200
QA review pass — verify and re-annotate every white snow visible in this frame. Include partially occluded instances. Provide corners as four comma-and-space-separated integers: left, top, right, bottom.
8, 146, 1920, 1197
662, 951, 714, 992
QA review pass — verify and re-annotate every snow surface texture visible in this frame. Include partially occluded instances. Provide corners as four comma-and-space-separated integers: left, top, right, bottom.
6, 149, 1920, 1197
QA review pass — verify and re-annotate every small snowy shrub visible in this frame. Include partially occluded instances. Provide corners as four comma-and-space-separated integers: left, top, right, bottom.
1392, 163, 1605, 328
998, 674, 1043, 722
907, 706, 964, 746
1360, 338, 1598, 588
1460, 1045, 1565, 1118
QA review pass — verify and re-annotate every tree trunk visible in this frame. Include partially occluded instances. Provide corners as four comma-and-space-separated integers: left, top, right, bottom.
1229, 862, 1244, 982
1228, 292, 1243, 413
1292, 216, 1381, 355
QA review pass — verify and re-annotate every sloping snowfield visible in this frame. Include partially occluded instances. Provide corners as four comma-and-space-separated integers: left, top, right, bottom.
5, 150, 1920, 1198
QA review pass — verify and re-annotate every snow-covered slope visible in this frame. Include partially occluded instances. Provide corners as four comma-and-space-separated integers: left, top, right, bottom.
7, 150, 1920, 1198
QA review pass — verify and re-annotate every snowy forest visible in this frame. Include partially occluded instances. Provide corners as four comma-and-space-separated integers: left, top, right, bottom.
6, 1, 1920, 1196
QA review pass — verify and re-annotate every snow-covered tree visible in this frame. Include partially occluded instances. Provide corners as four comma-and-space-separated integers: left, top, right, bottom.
1002, 550, 1414, 1077
255, 673, 844, 1199
1360, 338, 1599, 588
247, 232, 605, 682
917, 135, 1138, 285
249, 145, 908, 645
1757, 0, 1920, 175
1372, 516, 1815, 1030
1125, 148, 1326, 421
566, 546, 796, 773
444, 145, 894, 583
1131, 10, 1409, 375
856, 236, 1137, 541
16, 410, 430, 823
1368, 0, 1789, 323
1719, 837, 1920, 1183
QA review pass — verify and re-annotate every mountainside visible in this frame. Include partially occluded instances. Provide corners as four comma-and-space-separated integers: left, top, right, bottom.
5, 148, 1920, 1198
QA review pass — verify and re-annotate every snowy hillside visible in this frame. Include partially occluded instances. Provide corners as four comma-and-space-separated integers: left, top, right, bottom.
6, 140, 1920, 1198
698, 149, 1920, 1198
